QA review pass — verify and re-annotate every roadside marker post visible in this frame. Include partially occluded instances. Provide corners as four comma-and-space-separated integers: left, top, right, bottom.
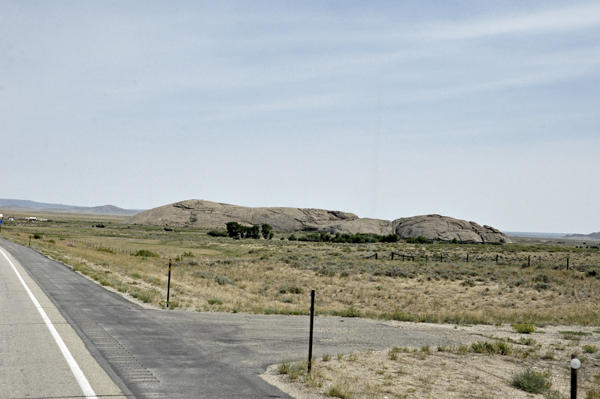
308, 289, 315, 373
571, 355, 580, 399
166, 259, 172, 309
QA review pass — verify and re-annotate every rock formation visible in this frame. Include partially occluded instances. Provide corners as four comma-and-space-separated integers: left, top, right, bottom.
127, 199, 359, 232
393, 214, 511, 243
127, 200, 511, 243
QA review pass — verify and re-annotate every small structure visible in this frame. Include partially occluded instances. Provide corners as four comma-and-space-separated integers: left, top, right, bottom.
27, 217, 37, 222
8, 216, 14, 221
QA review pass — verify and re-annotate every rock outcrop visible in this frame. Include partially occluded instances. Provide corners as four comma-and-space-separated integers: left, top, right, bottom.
393, 214, 511, 243
127, 199, 359, 232
127, 200, 511, 243
315, 218, 393, 235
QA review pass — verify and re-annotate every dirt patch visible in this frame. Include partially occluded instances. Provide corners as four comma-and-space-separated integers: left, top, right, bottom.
262, 322, 600, 399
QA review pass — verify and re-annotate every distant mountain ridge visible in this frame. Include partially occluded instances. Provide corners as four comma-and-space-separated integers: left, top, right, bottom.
565, 232, 600, 241
0, 199, 142, 216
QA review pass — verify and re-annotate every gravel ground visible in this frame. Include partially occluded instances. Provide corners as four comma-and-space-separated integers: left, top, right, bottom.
262, 322, 600, 399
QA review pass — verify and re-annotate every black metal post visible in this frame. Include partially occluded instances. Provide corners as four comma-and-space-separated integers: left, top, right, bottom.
496, 254, 499, 263
391, 252, 394, 260
528, 255, 531, 267
308, 289, 315, 373
571, 354, 578, 399
567, 257, 570, 270
466, 254, 469, 262
375, 253, 378, 260
166, 259, 172, 309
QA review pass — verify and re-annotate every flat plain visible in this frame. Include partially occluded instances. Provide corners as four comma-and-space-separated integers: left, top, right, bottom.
2, 215, 600, 398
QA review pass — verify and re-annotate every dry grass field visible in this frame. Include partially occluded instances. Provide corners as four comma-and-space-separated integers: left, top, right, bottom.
2, 216, 600, 325
2, 215, 600, 398
2, 215, 599, 326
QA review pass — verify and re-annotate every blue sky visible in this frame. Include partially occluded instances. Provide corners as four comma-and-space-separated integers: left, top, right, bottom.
1, 1, 599, 233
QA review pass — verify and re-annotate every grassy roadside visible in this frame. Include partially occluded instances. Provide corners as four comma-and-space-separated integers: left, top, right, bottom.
1, 216, 599, 325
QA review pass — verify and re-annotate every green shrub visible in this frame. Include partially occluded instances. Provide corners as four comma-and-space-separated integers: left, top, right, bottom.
208, 299, 223, 305
129, 288, 160, 303
513, 323, 536, 334
97, 247, 115, 253
461, 279, 476, 287
518, 337, 537, 346
279, 285, 303, 294
331, 232, 400, 244
512, 368, 551, 394
214, 275, 234, 285
131, 249, 158, 257
535, 282, 552, 291
33, 234, 42, 239
583, 344, 598, 353
207, 230, 228, 237
327, 381, 351, 398
471, 341, 511, 355
192, 270, 211, 279
406, 236, 429, 244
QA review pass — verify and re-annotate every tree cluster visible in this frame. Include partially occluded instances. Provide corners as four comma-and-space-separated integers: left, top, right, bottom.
293, 232, 400, 243
225, 222, 274, 240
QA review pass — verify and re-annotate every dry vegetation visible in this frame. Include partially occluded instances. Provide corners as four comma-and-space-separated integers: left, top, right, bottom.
2, 216, 600, 326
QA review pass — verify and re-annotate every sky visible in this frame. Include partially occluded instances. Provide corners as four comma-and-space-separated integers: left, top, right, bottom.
1, 1, 599, 234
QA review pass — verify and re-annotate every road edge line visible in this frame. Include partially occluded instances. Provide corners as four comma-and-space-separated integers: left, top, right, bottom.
0, 248, 98, 399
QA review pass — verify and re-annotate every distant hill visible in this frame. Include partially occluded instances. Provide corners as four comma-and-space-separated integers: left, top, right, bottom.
127, 199, 512, 243
564, 232, 600, 241
0, 199, 142, 216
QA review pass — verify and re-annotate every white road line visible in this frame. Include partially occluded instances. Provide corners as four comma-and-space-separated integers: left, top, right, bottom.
0, 248, 98, 399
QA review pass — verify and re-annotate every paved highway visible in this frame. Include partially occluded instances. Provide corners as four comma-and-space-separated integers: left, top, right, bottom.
0, 238, 459, 398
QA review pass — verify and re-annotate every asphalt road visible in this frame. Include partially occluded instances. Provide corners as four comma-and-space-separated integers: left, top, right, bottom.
0, 238, 460, 398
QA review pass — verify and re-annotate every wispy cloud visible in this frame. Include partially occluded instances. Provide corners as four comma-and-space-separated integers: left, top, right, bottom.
424, 3, 600, 40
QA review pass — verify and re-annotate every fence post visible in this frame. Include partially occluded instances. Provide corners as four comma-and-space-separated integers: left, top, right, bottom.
375, 253, 378, 260
466, 254, 469, 262
496, 254, 499, 263
391, 252, 394, 260
528, 255, 531, 268
567, 257, 570, 270
166, 259, 172, 309
308, 290, 315, 373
